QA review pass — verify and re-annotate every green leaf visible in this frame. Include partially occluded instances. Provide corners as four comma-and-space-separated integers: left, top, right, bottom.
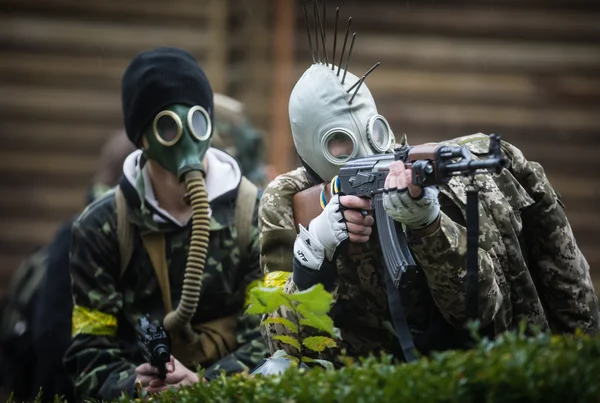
286, 283, 333, 315
301, 356, 335, 370
245, 287, 292, 315
299, 311, 335, 337
302, 336, 337, 352
273, 335, 301, 351
262, 317, 299, 334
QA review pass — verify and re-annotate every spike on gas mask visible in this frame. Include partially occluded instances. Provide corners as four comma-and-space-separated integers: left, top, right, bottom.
141, 103, 213, 181
289, 3, 396, 184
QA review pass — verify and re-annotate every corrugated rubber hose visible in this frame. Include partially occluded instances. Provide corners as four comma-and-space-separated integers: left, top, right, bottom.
163, 170, 211, 341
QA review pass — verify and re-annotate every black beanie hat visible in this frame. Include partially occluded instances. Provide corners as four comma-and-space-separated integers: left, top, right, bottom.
121, 46, 214, 146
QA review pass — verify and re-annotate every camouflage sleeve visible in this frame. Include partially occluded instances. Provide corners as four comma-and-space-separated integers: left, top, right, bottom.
63, 205, 137, 402
503, 142, 600, 334
408, 212, 505, 330
210, 188, 270, 376
237, 187, 264, 292
258, 167, 313, 274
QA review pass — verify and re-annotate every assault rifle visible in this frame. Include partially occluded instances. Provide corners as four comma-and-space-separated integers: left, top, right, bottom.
137, 315, 171, 380
337, 133, 506, 288
336, 133, 507, 360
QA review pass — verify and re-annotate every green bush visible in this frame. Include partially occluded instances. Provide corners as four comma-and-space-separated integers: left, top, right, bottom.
20, 329, 599, 403
125, 330, 600, 403
17, 284, 600, 402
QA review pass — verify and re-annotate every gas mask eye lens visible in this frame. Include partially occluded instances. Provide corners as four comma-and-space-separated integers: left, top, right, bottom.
322, 129, 357, 165
367, 115, 392, 153
153, 111, 183, 146
188, 106, 212, 141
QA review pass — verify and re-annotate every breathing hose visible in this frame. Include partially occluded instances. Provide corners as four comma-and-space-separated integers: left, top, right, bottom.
163, 170, 211, 341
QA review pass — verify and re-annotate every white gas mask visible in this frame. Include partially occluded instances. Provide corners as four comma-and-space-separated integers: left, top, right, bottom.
288, 58, 394, 184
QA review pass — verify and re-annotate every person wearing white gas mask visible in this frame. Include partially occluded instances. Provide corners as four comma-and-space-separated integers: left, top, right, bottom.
257, 2, 599, 370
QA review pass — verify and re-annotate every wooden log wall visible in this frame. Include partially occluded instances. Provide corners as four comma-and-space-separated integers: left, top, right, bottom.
289, 0, 600, 280
0, 0, 232, 293
0, 0, 598, 292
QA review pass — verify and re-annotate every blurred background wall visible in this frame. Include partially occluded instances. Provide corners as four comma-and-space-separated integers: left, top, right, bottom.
0, 0, 598, 293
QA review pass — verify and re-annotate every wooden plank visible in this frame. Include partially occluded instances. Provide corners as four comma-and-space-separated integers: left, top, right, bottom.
296, 34, 600, 73
0, 84, 120, 120
0, 169, 95, 188
385, 124, 600, 148
1, 0, 212, 24
545, 176, 600, 201
358, 67, 600, 105
0, 185, 87, 218
302, 5, 600, 41
0, 218, 64, 248
0, 50, 212, 90
378, 101, 600, 131
0, 150, 98, 177
0, 120, 116, 153
0, 15, 213, 57
332, 0, 598, 8
0, 52, 127, 89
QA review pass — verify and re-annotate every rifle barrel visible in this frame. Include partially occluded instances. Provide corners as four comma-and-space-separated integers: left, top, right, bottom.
443, 158, 507, 175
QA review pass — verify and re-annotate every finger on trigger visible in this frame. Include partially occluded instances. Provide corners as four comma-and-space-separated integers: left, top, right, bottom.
339, 195, 371, 210
389, 160, 405, 173
384, 169, 392, 189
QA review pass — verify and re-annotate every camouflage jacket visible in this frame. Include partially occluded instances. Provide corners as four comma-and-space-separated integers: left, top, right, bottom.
63, 148, 268, 402
259, 133, 600, 362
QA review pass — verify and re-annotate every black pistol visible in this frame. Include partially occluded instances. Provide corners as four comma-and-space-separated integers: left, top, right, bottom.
137, 315, 171, 380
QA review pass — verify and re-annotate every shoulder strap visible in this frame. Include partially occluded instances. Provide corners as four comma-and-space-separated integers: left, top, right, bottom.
140, 232, 173, 313
115, 186, 134, 278
235, 176, 259, 263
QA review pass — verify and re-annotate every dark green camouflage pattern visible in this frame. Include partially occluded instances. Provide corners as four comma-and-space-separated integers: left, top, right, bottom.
259, 133, 600, 362
64, 176, 268, 402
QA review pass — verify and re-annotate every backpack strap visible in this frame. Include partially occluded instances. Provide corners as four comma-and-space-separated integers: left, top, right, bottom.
115, 176, 258, 278
115, 186, 134, 278
140, 232, 173, 313
235, 176, 259, 263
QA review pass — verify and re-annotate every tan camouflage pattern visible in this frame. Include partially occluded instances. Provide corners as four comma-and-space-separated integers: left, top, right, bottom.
63, 181, 269, 402
259, 133, 600, 361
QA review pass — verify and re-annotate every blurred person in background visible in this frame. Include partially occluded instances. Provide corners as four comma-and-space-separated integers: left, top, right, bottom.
32, 130, 135, 403
0, 130, 134, 403
212, 93, 278, 188
63, 47, 268, 402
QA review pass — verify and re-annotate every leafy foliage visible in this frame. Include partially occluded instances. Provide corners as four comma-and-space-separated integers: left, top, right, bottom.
245, 283, 338, 360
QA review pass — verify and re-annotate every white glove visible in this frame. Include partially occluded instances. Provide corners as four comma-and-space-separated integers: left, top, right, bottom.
382, 186, 440, 230
293, 194, 348, 270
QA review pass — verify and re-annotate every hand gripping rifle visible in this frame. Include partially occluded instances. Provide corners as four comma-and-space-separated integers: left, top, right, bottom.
335, 133, 507, 360
137, 315, 171, 380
